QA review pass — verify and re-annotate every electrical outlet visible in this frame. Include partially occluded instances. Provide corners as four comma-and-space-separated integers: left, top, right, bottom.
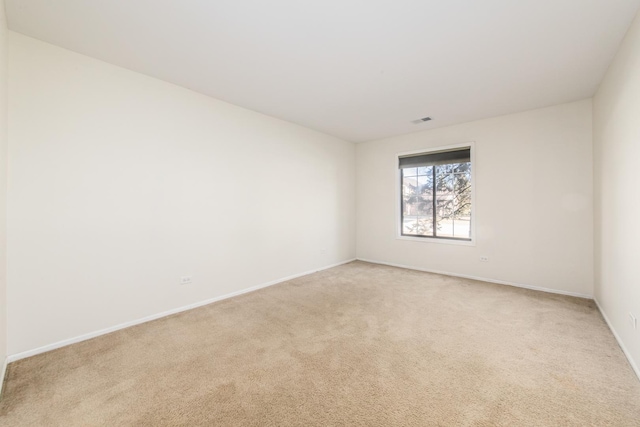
180, 276, 193, 285
629, 313, 637, 330
480, 256, 489, 262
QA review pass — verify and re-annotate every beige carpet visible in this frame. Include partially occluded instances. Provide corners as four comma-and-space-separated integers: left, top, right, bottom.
1, 261, 639, 426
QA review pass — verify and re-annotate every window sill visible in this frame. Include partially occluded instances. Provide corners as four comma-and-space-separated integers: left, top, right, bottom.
396, 235, 476, 246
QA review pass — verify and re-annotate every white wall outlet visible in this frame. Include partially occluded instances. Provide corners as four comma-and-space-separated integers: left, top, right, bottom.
480, 256, 489, 262
629, 313, 637, 330
180, 276, 193, 285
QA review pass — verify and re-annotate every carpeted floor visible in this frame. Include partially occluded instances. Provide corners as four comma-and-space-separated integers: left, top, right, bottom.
1, 261, 639, 426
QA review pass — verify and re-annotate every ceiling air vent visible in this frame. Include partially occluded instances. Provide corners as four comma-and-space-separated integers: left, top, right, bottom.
411, 117, 432, 124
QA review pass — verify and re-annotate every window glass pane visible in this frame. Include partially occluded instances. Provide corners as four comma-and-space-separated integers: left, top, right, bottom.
453, 165, 472, 239
402, 173, 418, 224
414, 196, 432, 216
451, 216, 471, 239
435, 198, 454, 238
415, 216, 433, 236
403, 215, 433, 236
454, 168, 471, 239
436, 164, 455, 194
417, 173, 433, 196
417, 166, 430, 175
402, 199, 414, 217
402, 215, 419, 235
402, 175, 417, 196
402, 167, 418, 177
403, 165, 434, 236
435, 162, 471, 239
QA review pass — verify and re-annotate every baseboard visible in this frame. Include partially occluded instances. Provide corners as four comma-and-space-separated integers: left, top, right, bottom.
356, 258, 593, 299
7, 258, 356, 363
594, 298, 640, 382
0, 356, 7, 399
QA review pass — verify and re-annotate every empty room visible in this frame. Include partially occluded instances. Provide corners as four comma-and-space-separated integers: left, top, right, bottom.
0, 0, 639, 425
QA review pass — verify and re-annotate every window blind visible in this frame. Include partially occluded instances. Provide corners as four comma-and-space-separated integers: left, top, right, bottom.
398, 148, 470, 168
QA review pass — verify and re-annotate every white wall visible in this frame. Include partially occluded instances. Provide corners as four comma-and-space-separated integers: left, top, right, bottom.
0, 0, 8, 383
7, 32, 355, 356
357, 100, 593, 297
593, 10, 640, 377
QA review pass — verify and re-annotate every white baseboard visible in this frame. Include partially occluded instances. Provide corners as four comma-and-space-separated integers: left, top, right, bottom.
594, 298, 640, 382
356, 258, 593, 299
7, 258, 356, 363
358, 258, 638, 382
0, 356, 7, 398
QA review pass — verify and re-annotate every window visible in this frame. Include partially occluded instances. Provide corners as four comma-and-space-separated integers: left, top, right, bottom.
399, 146, 472, 241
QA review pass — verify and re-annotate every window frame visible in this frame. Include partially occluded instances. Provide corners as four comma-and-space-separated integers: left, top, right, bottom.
395, 142, 476, 246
